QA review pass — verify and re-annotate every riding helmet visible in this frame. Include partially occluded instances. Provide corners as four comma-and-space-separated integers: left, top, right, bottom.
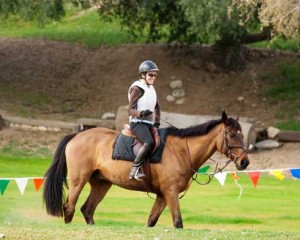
138, 60, 159, 74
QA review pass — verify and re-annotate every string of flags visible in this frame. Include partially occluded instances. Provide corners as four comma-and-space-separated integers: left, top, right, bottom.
0, 177, 44, 196
0, 168, 299, 196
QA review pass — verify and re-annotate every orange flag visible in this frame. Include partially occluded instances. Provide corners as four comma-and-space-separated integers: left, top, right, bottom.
33, 178, 44, 192
248, 171, 260, 188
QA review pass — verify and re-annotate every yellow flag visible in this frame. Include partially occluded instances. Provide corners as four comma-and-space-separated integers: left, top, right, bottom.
270, 170, 285, 180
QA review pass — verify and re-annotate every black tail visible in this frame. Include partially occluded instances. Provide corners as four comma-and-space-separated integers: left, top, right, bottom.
43, 133, 77, 217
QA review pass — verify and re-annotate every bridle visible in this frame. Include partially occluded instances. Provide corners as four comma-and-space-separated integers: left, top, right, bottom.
222, 127, 248, 165
188, 126, 248, 188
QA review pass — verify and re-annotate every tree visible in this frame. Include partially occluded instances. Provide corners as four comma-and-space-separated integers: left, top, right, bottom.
99, 0, 196, 43
0, 0, 65, 24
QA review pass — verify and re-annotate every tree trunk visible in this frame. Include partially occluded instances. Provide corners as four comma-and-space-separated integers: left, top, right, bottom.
213, 41, 246, 72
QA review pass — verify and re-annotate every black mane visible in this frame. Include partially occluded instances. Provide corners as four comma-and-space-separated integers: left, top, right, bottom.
165, 117, 241, 138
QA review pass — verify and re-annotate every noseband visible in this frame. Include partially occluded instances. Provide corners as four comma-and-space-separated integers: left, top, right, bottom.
223, 127, 248, 164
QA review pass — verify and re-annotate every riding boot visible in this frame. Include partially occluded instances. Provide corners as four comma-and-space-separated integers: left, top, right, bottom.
129, 143, 151, 180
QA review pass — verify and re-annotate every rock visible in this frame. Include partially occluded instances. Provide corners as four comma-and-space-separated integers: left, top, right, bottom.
166, 95, 175, 102
237, 96, 245, 102
172, 88, 185, 98
206, 62, 217, 73
189, 59, 202, 69
267, 126, 280, 139
255, 139, 282, 150
175, 98, 185, 105
101, 112, 115, 120
169, 80, 183, 89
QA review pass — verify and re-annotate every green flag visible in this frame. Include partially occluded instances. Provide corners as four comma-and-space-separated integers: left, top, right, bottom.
198, 166, 210, 173
0, 180, 10, 195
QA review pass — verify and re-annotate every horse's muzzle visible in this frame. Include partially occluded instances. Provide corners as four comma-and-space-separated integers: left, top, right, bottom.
240, 158, 249, 169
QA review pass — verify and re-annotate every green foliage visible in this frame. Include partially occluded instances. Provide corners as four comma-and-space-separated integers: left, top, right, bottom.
99, 0, 196, 43
0, 0, 65, 25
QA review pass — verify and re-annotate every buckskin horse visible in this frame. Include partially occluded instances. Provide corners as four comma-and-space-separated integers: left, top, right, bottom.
43, 111, 249, 228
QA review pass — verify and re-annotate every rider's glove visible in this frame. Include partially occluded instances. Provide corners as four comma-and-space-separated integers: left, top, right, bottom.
140, 109, 153, 117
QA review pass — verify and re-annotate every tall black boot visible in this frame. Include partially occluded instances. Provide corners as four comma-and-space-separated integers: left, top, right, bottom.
129, 143, 151, 180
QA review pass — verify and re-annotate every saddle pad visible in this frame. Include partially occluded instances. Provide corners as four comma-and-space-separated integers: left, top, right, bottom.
112, 128, 168, 163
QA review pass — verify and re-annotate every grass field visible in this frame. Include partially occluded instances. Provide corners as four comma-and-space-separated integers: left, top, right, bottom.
1, 152, 300, 239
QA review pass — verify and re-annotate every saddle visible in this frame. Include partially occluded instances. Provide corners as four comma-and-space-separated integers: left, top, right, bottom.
122, 124, 160, 154
112, 125, 168, 163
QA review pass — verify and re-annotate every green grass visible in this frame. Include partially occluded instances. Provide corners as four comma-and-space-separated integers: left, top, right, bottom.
264, 63, 300, 130
0, 176, 299, 239
250, 36, 300, 51
0, 9, 143, 48
1, 143, 300, 240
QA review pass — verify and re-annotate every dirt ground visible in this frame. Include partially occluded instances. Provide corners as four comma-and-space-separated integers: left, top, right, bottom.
0, 38, 300, 172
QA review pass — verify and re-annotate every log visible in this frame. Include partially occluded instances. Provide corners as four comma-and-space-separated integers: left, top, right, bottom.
277, 131, 300, 142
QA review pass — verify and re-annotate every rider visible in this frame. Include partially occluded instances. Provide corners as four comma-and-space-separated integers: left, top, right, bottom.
128, 60, 161, 180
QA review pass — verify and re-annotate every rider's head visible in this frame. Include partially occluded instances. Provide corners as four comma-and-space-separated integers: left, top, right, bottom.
139, 60, 159, 85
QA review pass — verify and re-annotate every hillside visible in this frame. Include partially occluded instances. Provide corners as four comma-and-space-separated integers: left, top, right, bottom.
1, 38, 300, 171
1, 38, 299, 128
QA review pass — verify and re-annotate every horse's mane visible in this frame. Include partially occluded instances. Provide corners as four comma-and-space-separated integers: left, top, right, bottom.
165, 117, 241, 138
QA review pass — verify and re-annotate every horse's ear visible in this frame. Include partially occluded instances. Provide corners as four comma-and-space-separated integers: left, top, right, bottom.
235, 114, 239, 122
221, 111, 229, 124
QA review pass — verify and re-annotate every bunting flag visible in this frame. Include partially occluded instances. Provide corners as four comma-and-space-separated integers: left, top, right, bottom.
290, 169, 300, 179
214, 172, 227, 186
198, 166, 210, 173
270, 170, 285, 180
15, 178, 28, 195
0, 180, 10, 195
248, 171, 260, 188
33, 178, 44, 192
0, 168, 299, 196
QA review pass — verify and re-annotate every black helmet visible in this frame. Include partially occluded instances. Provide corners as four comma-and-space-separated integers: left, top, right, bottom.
138, 60, 159, 74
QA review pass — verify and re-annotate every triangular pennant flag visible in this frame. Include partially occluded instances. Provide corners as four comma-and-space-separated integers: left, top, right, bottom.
33, 178, 44, 191
231, 172, 239, 180
214, 172, 227, 186
0, 180, 10, 195
290, 169, 300, 179
198, 166, 210, 173
248, 171, 260, 188
270, 170, 285, 180
15, 178, 28, 195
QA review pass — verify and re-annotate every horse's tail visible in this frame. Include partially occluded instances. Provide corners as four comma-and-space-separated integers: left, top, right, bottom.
43, 133, 77, 217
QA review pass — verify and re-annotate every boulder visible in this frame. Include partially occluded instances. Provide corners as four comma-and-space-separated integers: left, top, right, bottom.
255, 139, 282, 150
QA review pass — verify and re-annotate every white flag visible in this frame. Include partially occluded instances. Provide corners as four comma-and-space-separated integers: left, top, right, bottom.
15, 178, 28, 195
214, 172, 227, 186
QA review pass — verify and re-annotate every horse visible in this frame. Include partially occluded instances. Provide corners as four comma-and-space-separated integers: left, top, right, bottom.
43, 111, 249, 228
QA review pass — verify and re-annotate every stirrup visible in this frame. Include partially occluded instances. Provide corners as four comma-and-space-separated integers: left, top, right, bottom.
129, 166, 145, 181
133, 171, 145, 181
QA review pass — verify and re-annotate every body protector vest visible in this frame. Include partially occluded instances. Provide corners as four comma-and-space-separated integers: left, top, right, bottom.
128, 80, 157, 124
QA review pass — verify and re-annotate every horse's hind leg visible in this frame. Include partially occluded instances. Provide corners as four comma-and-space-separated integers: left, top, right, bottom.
81, 178, 112, 225
64, 177, 88, 224
147, 194, 167, 227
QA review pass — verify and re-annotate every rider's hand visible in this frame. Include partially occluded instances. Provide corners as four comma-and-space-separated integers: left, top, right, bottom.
140, 109, 153, 117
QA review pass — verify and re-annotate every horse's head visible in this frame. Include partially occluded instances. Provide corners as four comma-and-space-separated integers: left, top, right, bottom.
218, 111, 250, 170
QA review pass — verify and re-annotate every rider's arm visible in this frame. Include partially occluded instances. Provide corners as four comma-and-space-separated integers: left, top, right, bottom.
128, 86, 144, 118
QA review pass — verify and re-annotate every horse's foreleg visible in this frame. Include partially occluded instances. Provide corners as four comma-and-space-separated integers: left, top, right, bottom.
64, 179, 87, 224
81, 179, 112, 225
164, 188, 183, 228
147, 194, 167, 227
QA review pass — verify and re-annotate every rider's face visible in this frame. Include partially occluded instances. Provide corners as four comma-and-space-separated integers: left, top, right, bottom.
144, 71, 158, 85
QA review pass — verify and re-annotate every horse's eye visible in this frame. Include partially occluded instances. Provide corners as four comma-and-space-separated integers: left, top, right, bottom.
230, 133, 236, 138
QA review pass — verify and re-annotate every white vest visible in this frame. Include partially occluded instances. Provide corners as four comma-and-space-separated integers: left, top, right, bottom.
128, 80, 157, 112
